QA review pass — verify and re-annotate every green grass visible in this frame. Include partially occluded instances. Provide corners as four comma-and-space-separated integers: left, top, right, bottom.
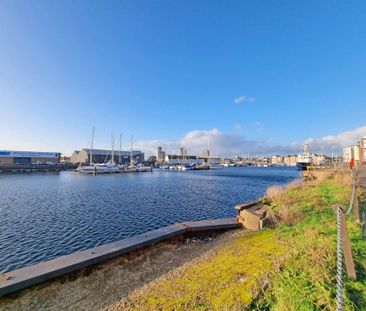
254, 172, 366, 311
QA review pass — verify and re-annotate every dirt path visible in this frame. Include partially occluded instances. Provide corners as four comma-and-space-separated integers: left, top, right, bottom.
0, 229, 243, 311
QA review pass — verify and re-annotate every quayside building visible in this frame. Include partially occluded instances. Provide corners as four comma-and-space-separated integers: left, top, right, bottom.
0, 150, 61, 165
70, 148, 144, 165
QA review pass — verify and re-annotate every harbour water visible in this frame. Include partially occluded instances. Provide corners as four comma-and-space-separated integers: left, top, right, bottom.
0, 167, 299, 273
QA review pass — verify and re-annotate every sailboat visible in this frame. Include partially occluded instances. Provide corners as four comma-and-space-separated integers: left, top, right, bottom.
76, 127, 97, 174
94, 134, 120, 173
126, 136, 152, 172
77, 130, 120, 174
117, 134, 127, 171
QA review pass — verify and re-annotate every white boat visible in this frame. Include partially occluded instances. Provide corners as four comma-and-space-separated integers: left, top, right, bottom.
296, 144, 312, 170
78, 161, 120, 174
94, 161, 120, 173
176, 165, 186, 171
136, 164, 153, 172
77, 127, 97, 174
76, 164, 96, 174
193, 163, 210, 170
77, 130, 121, 174
94, 134, 120, 174
176, 164, 193, 171
209, 165, 222, 170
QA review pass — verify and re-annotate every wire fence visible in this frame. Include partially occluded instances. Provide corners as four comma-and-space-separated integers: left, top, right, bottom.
336, 205, 344, 311
335, 166, 360, 311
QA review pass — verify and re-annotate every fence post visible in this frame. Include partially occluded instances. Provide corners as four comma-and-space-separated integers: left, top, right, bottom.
354, 187, 360, 222
347, 168, 360, 222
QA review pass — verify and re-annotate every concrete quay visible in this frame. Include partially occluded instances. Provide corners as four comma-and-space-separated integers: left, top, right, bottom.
0, 218, 239, 297
0, 164, 76, 173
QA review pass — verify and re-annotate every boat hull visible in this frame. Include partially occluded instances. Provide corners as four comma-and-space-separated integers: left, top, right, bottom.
296, 162, 311, 170
193, 166, 210, 170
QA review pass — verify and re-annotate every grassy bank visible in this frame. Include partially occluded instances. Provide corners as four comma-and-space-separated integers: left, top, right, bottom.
256, 171, 366, 311
118, 169, 366, 310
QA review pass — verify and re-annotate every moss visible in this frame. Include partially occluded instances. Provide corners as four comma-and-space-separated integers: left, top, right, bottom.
130, 231, 285, 310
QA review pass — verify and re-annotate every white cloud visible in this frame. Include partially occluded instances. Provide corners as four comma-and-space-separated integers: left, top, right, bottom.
302, 125, 366, 153
180, 128, 253, 157
234, 96, 246, 104
135, 125, 366, 157
136, 128, 260, 157
233, 96, 256, 104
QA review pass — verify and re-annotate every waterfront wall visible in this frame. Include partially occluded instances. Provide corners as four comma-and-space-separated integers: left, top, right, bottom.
0, 218, 239, 297
0, 164, 77, 173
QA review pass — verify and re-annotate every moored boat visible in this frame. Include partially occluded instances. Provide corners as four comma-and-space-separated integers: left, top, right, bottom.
296, 144, 312, 170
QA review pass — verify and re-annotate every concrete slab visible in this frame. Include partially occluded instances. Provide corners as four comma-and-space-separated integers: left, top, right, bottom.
234, 200, 261, 211
0, 218, 239, 297
182, 218, 240, 232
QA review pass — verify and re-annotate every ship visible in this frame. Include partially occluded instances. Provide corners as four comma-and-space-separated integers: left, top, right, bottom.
296, 144, 312, 170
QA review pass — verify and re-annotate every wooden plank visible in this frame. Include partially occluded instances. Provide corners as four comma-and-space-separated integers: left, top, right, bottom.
340, 212, 357, 280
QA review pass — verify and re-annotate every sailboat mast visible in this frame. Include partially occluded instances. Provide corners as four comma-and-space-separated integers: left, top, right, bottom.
119, 134, 122, 164
90, 126, 95, 165
185, 143, 187, 162
130, 135, 133, 167
111, 133, 115, 163
207, 132, 210, 163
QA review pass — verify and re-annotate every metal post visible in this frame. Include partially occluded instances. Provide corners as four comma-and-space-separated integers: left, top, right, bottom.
347, 168, 360, 222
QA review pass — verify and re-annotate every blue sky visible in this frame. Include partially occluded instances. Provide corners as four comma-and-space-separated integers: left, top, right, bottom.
0, 1, 366, 156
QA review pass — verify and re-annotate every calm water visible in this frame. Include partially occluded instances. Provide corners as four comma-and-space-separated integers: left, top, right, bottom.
0, 167, 299, 273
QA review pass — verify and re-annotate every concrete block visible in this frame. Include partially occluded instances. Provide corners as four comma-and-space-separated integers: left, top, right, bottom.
237, 204, 274, 231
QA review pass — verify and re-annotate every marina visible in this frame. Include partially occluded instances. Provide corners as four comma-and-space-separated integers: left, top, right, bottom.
0, 167, 299, 273
0, 1, 365, 308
